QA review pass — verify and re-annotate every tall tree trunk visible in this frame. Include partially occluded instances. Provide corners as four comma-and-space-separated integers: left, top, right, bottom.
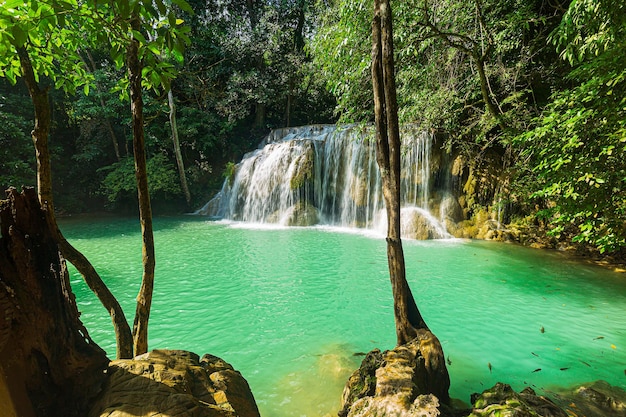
128, 16, 156, 356
82, 49, 122, 161
168, 89, 191, 206
473, 53, 506, 131
0, 187, 109, 417
254, 102, 266, 129
17, 47, 133, 359
371, 0, 450, 403
371, 0, 427, 346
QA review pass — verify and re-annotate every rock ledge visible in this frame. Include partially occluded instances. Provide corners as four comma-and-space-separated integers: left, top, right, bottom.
88, 349, 260, 417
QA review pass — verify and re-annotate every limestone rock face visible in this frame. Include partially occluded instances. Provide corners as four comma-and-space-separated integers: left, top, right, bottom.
349, 393, 441, 417
88, 349, 260, 417
339, 333, 450, 417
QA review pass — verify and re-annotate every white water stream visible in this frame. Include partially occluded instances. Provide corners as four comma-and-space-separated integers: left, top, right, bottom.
197, 125, 452, 238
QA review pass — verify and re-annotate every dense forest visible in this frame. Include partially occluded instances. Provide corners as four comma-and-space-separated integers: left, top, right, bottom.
1, 0, 624, 256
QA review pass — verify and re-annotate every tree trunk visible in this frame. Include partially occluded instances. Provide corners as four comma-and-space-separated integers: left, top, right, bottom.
372, 0, 427, 346
473, 53, 505, 131
17, 47, 133, 359
371, 0, 450, 403
83, 49, 122, 161
0, 187, 109, 417
128, 16, 156, 356
168, 89, 191, 206
254, 102, 266, 129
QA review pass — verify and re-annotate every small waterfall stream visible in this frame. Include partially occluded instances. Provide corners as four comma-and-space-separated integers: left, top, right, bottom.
196, 125, 456, 239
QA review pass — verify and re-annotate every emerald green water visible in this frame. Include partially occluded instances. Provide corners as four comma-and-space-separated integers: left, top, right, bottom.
60, 216, 626, 416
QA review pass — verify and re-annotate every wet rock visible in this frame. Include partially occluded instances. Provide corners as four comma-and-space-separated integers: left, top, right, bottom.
470, 383, 567, 417
282, 201, 320, 226
549, 380, 626, 417
349, 393, 441, 417
400, 208, 450, 240
88, 349, 260, 417
339, 330, 450, 417
339, 349, 384, 417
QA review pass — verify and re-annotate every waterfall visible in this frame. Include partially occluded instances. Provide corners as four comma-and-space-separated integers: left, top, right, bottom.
196, 125, 453, 239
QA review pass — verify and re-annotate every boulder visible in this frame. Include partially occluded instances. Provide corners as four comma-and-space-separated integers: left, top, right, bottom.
339, 331, 450, 417
88, 349, 260, 417
282, 202, 320, 226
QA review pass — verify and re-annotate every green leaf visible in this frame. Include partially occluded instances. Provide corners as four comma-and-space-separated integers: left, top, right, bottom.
131, 29, 146, 44
171, 0, 193, 14
10, 25, 27, 47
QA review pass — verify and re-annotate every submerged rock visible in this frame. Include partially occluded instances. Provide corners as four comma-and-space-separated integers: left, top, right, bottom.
470, 383, 567, 417
470, 381, 626, 417
88, 349, 260, 417
549, 380, 626, 417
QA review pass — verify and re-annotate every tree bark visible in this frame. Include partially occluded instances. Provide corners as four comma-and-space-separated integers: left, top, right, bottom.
473, 52, 505, 131
372, 0, 427, 346
372, 1, 451, 403
128, 15, 156, 356
168, 89, 192, 206
0, 187, 109, 417
17, 46, 133, 359
82, 49, 122, 161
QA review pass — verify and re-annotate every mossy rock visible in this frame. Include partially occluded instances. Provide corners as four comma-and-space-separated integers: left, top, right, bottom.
470, 383, 567, 417
283, 202, 320, 226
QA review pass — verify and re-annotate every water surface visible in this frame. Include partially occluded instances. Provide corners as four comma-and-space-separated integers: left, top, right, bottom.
60, 216, 626, 416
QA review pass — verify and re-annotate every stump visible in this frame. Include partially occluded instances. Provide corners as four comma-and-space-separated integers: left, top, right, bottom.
0, 187, 108, 417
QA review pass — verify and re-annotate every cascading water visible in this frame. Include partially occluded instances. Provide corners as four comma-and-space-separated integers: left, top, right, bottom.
196, 125, 454, 238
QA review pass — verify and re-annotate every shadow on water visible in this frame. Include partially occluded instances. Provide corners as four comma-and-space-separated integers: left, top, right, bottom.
58, 214, 212, 240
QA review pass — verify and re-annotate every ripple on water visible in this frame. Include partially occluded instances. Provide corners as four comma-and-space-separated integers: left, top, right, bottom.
62, 217, 626, 417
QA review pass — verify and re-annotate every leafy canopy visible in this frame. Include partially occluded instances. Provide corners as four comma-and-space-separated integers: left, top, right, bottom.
517, 0, 626, 253
0, 0, 191, 95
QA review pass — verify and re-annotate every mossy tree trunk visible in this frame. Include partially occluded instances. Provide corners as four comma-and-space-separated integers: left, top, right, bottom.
16, 46, 133, 359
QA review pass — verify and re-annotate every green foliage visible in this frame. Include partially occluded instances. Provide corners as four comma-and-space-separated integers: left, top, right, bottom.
222, 161, 236, 182
0, 0, 94, 92
552, 0, 626, 65
517, 1, 626, 253
309, 0, 372, 122
310, 0, 561, 140
0, 83, 35, 189
99, 154, 182, 203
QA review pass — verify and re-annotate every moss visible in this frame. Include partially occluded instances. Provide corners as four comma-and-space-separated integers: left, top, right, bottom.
290, 145, 315, 190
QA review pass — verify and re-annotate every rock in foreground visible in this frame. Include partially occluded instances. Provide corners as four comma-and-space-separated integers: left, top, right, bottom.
89, 349, 260, 417
339, 331, 450, 417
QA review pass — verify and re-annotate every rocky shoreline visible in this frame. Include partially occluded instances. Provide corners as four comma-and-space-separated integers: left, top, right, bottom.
338, 341, 626, 417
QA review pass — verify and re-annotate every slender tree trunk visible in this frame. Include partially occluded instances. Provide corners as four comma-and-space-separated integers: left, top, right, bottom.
372, 1, 451, 403
168, 89, 191, 206
371, 0, 427, 346
254, 102, 266, 129
128, 16, 156, 356
83, 49, 122, 161
473, 53, 505, 131
285, 81, 293, 127
17, 47, 133, 359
